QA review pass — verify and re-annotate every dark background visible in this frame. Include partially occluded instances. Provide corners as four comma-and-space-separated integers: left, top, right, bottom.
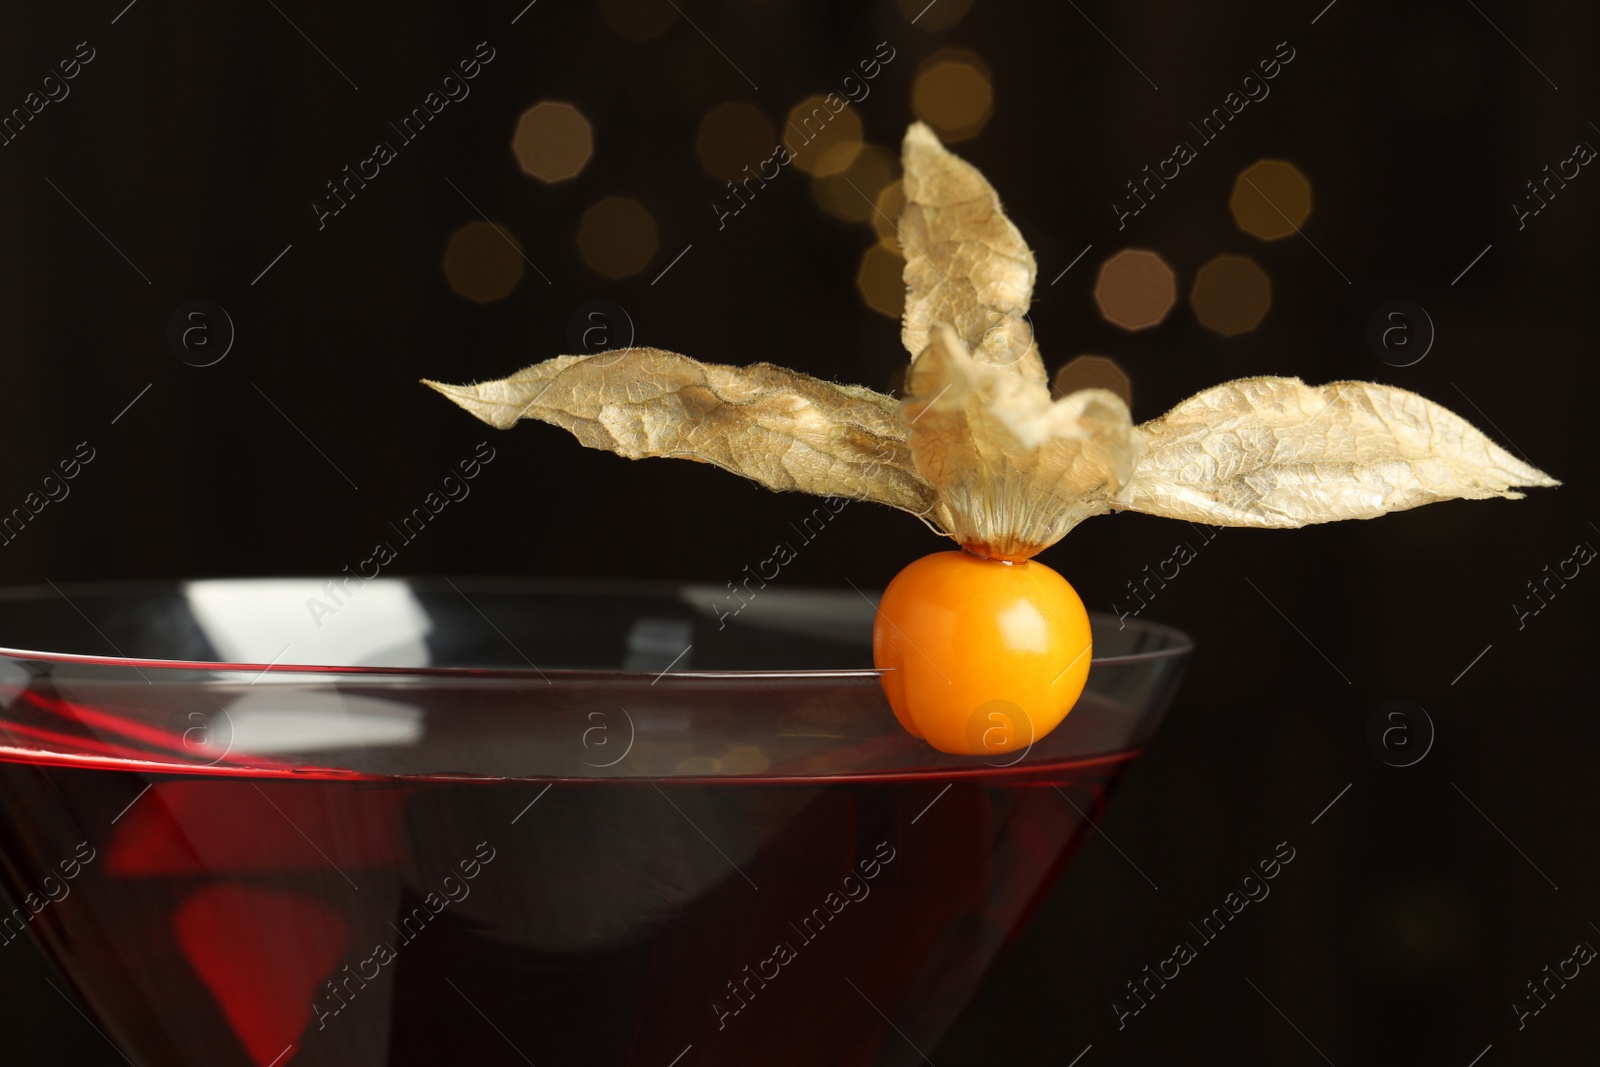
1, 0, 1596, 1063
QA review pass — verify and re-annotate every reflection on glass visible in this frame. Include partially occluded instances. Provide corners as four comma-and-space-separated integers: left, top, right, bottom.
206, 691, 424, 756
185, 580, 433, 668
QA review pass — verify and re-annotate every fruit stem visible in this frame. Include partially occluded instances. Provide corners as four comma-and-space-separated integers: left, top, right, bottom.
959, 543, 1020, 565
953, 543, 1030, 566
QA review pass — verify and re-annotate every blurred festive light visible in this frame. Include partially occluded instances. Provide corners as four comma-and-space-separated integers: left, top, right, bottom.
600, 0, 678, 41
512, 102, 594, 183
784, 95, 863, 177
1191, 254, 1272, 336
577, 197, 658, 278
1093, 250, 1176, 331
911, 49, 993, 143
897, 0, 975, 31
1052, 356, 1133, 407
858, 242, 906, 318
695, 102, 776, 183
812, 144, 896, 224
1230, 160, 1312, 241
442, 221, 525, 303
872, 180, 906, 247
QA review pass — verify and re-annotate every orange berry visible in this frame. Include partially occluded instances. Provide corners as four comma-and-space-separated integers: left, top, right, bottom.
872, 550, 1092, 755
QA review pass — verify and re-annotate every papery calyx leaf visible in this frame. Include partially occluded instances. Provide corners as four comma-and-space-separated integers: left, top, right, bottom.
428, 126, 1557, 563
1114, 377, 1560, 527
899, 122, 1044, 384
903, 325, 1142, 560
423, 348, 944, 521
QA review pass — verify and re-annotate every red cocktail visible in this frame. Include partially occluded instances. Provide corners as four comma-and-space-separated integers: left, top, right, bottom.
0, 579, 1189, 1065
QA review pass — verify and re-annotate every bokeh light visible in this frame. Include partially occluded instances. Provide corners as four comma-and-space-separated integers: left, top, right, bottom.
512, 102, 594, 183
784, 95, 863, 177
897, 0, 975, 31
858, 242, 906, 319
599, 0, 678, 41
872, 180, 906, 248
1093, 250, 1176, 331
911, 49, 993, 143
577, 197, 658, 279
1230, 160, 1312, 240
1052, 356, 1132, 407
442, 221, 525, 303
812, 145, 896, 224
1191, 254, 1272, 336
695, 103, 775, 183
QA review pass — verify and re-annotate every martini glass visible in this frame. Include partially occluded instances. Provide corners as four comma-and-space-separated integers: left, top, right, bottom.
0, 577, 1190, 1066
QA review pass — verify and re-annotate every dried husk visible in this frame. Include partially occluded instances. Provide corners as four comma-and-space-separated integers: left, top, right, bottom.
423, 350, 941, 521
1114, 376, 1560, 526
902, 324, 1140, 559
899, 122, 1045, 385
425, 124, 1556, 559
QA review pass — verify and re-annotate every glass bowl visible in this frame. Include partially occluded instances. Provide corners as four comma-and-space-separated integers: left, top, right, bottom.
0, 577, 1191, 1067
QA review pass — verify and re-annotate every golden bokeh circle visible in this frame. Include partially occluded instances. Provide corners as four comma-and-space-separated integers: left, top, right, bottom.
812, 144, 897, 224
1191, 254, 1272, 336
1093, 249, 1177, 332
512, 102, 594, 183
695, 103, 776, 183
872, 180, 906, 248
912, 50, 993, 143
1230, 160, 1312, 241
784, 95, 863, 177
1052, 356, 1133, 407
858, 242, 906, 319
442, 221, 525, 303
577, 197, 659, 279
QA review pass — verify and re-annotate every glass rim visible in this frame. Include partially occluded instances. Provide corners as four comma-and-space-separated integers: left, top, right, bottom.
0, 576, 1195, 677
